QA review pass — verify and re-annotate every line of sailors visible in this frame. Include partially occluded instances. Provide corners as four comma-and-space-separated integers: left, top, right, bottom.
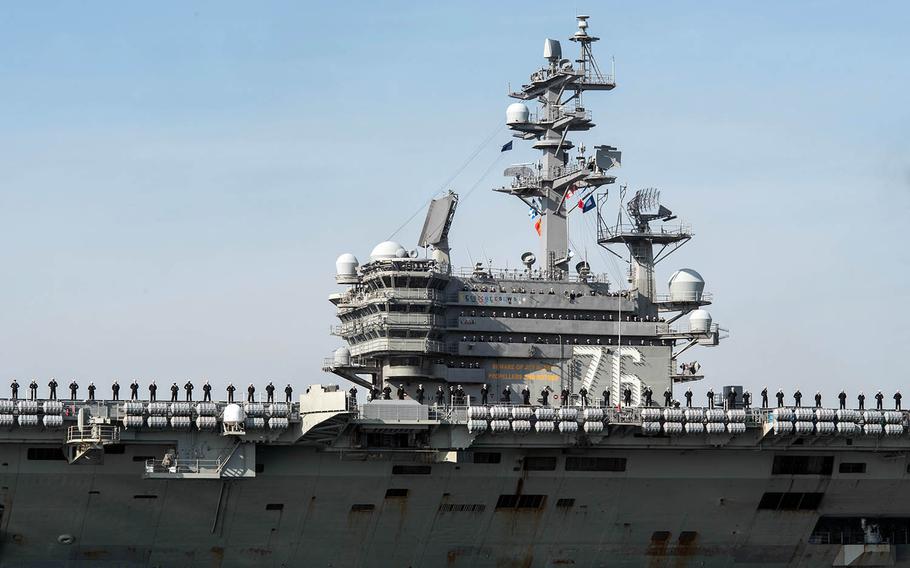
682, 387, 903, 411
366, 383, 671, 408
363, 382, 906, 412
6, 379, 295, 404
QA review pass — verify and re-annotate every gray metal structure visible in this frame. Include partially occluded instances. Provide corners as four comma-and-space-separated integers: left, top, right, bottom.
0, 15, 905, 568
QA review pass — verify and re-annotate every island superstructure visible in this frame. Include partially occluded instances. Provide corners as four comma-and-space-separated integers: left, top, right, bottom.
324, 14, 720, 409
0, 15, 906, 568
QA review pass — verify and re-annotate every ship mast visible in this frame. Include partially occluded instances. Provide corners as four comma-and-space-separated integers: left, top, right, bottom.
496, 15, 620, 278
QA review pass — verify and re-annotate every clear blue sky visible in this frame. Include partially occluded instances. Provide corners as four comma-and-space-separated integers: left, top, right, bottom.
1, 2, 908, 400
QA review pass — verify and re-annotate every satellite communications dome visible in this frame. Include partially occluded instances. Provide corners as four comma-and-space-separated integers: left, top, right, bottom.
333, 347, 351, 367
506, 103, 530, 125
335, 253, 359, 284
689, 309, 713, 333
370, 241, 407, 261
668, 268, 705, 302
223, 404, 246, 425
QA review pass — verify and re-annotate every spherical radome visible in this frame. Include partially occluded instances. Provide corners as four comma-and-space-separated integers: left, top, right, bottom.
335, 253, 359, 276
506, 102, 530, 124
668, 268, 705, 302
370, 241, 406, 261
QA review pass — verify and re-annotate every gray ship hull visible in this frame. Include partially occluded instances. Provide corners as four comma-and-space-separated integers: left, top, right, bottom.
1, 441, 906, 567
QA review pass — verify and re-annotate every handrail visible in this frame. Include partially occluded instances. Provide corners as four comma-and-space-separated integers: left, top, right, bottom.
66, 424, 120, 444
144, 457, 223, 474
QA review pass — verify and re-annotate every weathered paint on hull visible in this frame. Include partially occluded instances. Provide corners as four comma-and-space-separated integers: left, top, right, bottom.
0, 443, 906, 567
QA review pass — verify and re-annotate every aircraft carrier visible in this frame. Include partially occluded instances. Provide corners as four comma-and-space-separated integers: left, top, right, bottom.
2, 15, 907, 568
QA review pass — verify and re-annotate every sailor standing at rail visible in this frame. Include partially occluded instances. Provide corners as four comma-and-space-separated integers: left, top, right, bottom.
29, 379, 38, 400
838, 390, 847, 409
112, 380, 120, 401
793, 389, 802, 408
382, 385, 391, 400
858, 391, 865, 410
480, 384, 489, 405
875, 390, 884, 410
603, 388, 610, 407
706, 388, 714, 409
397, 384, 406, 400
623, 387, 632, 407
68, 380, 78, 400
130, 380, 139, 400
814, 391, 822, 408
644, 386, 653, 406
185, 380, 193, 402
10, 379, 18, 400
761, 387, 768, 408
743, 390, 751, 409
265, 382, 275, 403
561, 387, 570, 406
416, 384, 425, 404
540, 387, 551, 406
202, 380, 211, 402
285, 384, 293, 403
88, 382, 95, 401
522, 386, 531, 405
170, 382, 179, 402
500, 385, 511, 403
895, 390, 902, 410
48, 378, 58, 400
349, 387, 357, 406
664, 387, 672, 407
226, 383, 235, 403
775, 389, 784, 408
684, 388, 692, 408
435, 386, 444, 406
247, 383, 256, 403
579, 387, 589, 406
726, 389, 736, 410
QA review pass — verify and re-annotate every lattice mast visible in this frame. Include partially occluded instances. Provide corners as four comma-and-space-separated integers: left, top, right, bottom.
496, 15, 620, 278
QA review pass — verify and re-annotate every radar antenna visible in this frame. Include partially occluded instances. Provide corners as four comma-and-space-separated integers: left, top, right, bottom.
494, 16, 618, 278
418, 191, 459, 273
596, 187, 692, 310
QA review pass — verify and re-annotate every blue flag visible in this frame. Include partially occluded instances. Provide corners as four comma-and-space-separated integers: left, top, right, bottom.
579, 195, 596, 213
500, 141, 513, 152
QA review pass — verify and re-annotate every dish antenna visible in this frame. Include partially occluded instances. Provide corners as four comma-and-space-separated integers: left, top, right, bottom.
521, 252, 537, 271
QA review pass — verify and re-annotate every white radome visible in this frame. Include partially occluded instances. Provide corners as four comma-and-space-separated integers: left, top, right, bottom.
370, 241, 407, 261
335, 253, 359, 281
222, 403, 246, 425
689, 309, 713, 333
333, 346, 351, 366
506, 102, 530, 125
668, 268, 705, 302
